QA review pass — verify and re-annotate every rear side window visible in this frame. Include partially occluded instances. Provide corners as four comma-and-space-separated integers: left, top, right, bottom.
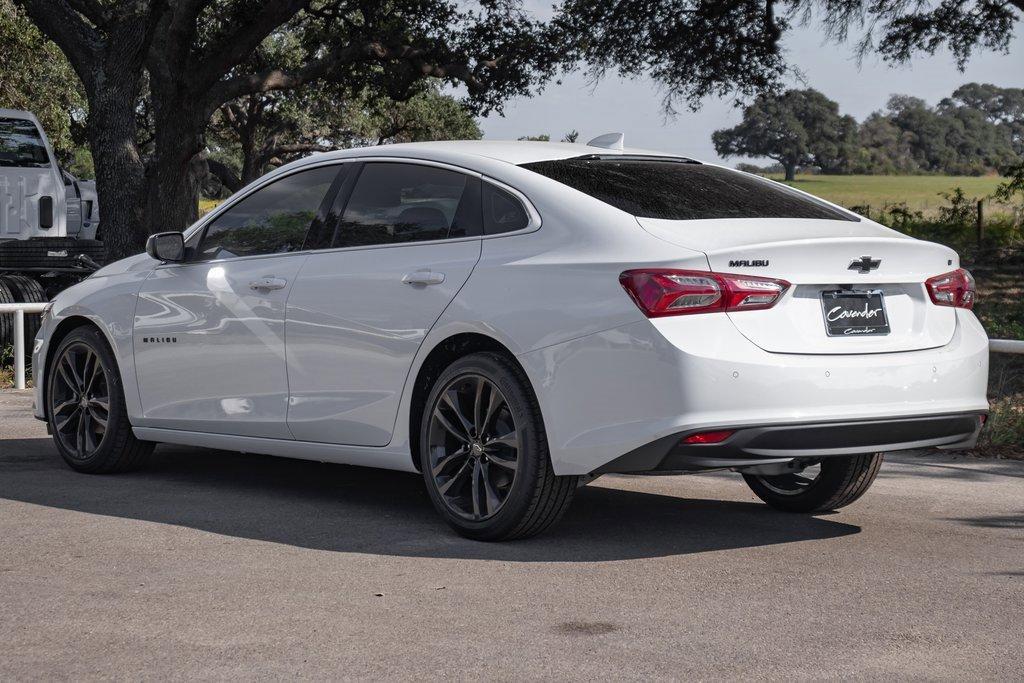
0, 117, 50, 168
482, 183, 530, 234
335, 163, 474, 248
520, 157, 856, 222
198, 165, 340, 260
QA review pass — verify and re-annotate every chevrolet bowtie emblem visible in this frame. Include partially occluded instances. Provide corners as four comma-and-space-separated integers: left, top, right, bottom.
848, 256, 881, 274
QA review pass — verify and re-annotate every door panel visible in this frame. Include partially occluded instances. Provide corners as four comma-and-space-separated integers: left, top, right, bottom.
286, 240, 481, 445
134, 255, 307, 437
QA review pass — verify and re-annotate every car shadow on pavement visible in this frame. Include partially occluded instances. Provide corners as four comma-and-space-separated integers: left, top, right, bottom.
0, 438, 860, 562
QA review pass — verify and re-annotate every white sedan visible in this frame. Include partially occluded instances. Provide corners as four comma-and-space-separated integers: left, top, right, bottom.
33, 137, 989, 540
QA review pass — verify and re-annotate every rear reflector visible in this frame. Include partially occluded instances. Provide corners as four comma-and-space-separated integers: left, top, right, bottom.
925, 268, 975, 310
620, 269, 789, 317
682, 430, 735, 445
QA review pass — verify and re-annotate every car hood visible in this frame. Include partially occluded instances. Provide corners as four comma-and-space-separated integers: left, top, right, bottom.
89, 252, 156, 278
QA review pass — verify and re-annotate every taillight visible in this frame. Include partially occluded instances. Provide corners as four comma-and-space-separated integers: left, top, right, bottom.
925, 268, 975, 310
681, 430, 734, 444
619, 269, 789, 317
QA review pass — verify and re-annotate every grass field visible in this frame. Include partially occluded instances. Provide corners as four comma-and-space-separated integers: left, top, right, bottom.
771, 174, 1007, 214
199, 198, 221, 216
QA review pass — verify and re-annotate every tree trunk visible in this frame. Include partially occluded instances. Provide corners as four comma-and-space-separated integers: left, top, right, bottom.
86, 82, 147, 262
240, 132, 260, 186
784, 162, 797, 181
143, 92, 210, 239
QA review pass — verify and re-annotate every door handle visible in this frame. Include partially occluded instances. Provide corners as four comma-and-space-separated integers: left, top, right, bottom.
249, 276, 288, 291
402, 270, 446, 286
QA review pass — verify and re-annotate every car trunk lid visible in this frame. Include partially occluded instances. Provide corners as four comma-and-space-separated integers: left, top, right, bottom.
636, 217, 959, 354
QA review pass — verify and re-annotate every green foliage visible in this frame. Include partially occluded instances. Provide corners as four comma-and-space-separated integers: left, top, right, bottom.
855, 89, 1022, 174
205, 30, 483, 192
724, 84, 1022, 177
359, 84, 482, 144
516, 131, 585, 143
0, 0, 85, 158
993, 162, 1024, 205
936, 187, 976, 226
713, 89, 859, 179
0, 343, 31, 389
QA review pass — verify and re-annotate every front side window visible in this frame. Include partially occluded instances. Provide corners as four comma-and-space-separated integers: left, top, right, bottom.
197, 165, 340, 260
0, 117, 50, 168
335, 163, 473, 248
520, 156, 856, 222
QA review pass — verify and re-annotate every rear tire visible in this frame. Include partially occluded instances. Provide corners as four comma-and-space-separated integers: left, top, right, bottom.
742, 453, 883, 513
46, 326, 153, 473
419, 352, 578, 541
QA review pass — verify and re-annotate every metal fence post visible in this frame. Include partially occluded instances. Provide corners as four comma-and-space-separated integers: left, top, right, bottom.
976, 200, 984, 246
14, 308, 25, 390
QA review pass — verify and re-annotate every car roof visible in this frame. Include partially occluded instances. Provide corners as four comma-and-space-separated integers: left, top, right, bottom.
305, 139, 696, 167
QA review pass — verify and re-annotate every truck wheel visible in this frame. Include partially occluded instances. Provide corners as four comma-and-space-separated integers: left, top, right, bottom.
46, 326, 153, 473
0, 275, 47, 354
0, 278, 15, 348
419, 352, 579, 541
742, 454, 884, 513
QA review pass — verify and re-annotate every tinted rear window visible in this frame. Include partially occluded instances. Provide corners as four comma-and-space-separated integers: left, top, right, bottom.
0, 117, 50, 168
520, 157, 856, 222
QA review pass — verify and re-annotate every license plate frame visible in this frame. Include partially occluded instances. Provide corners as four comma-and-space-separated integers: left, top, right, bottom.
820, 289, 891, 337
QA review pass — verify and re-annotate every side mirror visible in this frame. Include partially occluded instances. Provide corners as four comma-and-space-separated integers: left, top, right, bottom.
146, 231, 185, 262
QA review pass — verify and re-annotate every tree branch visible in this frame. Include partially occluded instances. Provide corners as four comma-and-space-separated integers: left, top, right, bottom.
64, 0, 111, 25
194, 0, 311, 91
207, 41, 484, 114
14, 0, 101, 86
206, 158, 242, 193
257, 142, 331, 166
164, 0, 207, 67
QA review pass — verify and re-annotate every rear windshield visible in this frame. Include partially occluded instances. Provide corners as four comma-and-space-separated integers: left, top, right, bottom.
520, 156, 856, 222
0, 117, 50, 168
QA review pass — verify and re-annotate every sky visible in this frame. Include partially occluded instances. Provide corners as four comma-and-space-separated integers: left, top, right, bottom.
476, 11, 1024, 166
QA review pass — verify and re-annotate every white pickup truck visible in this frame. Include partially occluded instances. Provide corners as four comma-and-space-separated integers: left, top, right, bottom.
0, 108, 105, 348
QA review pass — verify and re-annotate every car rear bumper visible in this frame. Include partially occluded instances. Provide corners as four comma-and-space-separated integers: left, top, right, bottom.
593, 412, 986, 474
518, 310, 989, 476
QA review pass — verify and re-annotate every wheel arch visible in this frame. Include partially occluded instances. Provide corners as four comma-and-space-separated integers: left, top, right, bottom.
41, 315, 115, 418
407, 332, 538, 471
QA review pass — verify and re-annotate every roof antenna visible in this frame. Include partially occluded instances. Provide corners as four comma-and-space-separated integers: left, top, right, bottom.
586, 132, 624, 150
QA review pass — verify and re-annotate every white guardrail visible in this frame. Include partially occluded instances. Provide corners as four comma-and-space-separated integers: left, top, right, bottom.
1, 302, 1023, 391
1, 302, 48, 390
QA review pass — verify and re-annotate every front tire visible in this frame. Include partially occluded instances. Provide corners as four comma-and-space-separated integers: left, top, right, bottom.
419, 352, 578, 541
742, 453, 884, 513
46, 326, 153, 473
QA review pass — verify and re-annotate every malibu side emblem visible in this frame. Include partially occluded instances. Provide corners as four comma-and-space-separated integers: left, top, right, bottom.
141, 337, 177, 343
848, 256, 881, 274
728, 259, 769, 268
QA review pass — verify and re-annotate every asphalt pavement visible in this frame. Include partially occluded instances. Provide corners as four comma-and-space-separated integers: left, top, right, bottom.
1, 389, 1022, 680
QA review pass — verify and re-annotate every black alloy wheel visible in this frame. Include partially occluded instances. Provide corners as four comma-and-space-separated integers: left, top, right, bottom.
50, 341, 110, 459
419, 352, 578, 541
427, 373, 520, 521
46, 326, 153, 473
743, 453, 884, 513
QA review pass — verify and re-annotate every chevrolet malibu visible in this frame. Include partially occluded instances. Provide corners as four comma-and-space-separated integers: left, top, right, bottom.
33, 137, 989, 540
